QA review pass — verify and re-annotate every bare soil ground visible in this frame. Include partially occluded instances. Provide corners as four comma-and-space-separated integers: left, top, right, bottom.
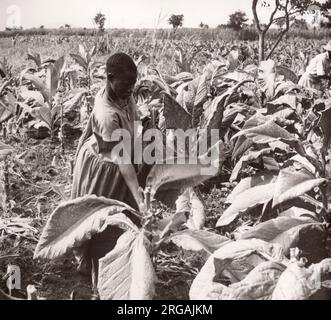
0, 134, 226, 300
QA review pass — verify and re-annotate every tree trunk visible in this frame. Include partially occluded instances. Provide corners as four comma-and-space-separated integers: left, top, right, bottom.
266, 30, 287, 60
258, 31, 265, 62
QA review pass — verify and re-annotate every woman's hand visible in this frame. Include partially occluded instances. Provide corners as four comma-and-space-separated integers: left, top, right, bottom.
116, 160, 147, 213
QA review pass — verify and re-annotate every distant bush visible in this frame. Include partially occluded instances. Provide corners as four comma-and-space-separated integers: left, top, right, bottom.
0, 28, 97, 38
0, 26, 331, 41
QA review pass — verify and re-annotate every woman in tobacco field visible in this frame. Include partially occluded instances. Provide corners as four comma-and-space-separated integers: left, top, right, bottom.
71, 53, 146, 294
71, 52, 145, 210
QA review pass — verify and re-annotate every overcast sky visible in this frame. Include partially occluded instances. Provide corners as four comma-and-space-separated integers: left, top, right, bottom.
0, 0, 328, 30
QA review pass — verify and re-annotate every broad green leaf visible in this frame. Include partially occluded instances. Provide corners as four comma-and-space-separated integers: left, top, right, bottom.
176, 188, 205, 230
91, 67, 106, 81
232, 137, 254, 161
146, 141, 222, 207
30, 104, 52, 130
229, 261, 286, 300
162, 92, 192, 130
163, 73, 179, 85
48, 56, 65, 99
319, 105, 331, 148
166, 229, 231, 254
272, 259, 324, 300
41, 58, 56, 67
238, 216, 313, 245
51, 104, 60, 120
276, 66, 298, 84
279, 207, 318, 220
227, 173, 276, 204
175, 72, 194, 82
0, 142, 14, 160
34, 195, 140, 260
227, 50, 239, 71
271, 222, 324, 255
274, 81, 299, 97
98, 231, 155, 300
147, 75, 173, 95
263, 156, 280, 172
221, 103, 249, 131
159, 211, 189, 239
312, 258, 331, 279
267, 107, 295, 120
258, 60, 277, 100
174, 46, 190, 72
193, 73, 209, 108
20, 89, 44, 104
230, 148, 273, 182
190, 239, 285, 299
203, 60, 227, 80
213, 239, 285, 282
232, 113, 268, 160
175, 81, 191, 110
27, 50, 41, 67
146, 160, 218, 207
63, 89, 87, 114
268, 140, 291, 152
243, 64, 258, 76
217, 183, 276, 227
290, 155, 317, 174
272, 167, 326, 207
4, 91, 16, 108
200, 93, 226, 130
232, 120, 297, 145
0, 79, 14, 96
0, 94, 16, 123
178, 80, 198, 118
70, 53, 88, 71
79, 44, 88, 62
0, 66, 5, 78
0, 103, 13, 123
186, 189, 205, 230
267, 94, 297, 110
89, 45, 97, 58
22, 73, 50, 102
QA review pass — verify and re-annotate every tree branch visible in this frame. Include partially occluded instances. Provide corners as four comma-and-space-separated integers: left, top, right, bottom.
252, 0, 262, 33
265, 0, 281, 31
267, 0, 290, 60
272, 8, 302, 24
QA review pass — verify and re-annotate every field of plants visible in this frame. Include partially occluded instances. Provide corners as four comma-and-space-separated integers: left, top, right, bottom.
1, 33, 331, 300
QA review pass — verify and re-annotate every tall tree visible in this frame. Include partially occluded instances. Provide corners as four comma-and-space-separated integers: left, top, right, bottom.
168, 14, 184, 33
94, 12, 106, 33
228, 10, 249, 30
252, 0, 323, 61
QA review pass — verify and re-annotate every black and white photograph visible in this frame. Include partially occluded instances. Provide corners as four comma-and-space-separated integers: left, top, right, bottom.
1, 0, 331, 303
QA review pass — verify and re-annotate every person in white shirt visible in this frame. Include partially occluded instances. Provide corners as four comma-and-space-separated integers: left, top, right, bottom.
298, 41, 331, 91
